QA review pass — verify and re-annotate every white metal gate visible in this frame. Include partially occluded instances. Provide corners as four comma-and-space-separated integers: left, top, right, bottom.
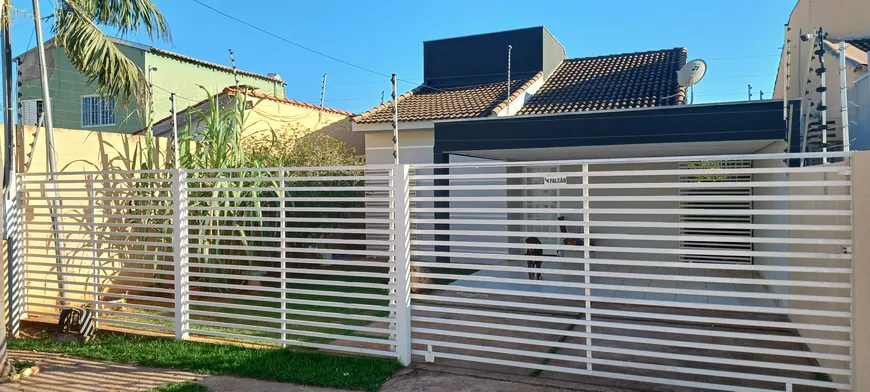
407, 152, 854, 392
524, 166, 560, 246
8, 152, 857, 392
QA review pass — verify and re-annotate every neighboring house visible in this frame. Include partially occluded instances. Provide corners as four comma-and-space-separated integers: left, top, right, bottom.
773, 0, 869, 152
15, 38, 286, 134
145, 86, 364, 156
352, 26, 686, 166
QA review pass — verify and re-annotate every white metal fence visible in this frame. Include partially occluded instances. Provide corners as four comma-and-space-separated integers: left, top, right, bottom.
406, 152, 853, 392
8, 152, 856, 392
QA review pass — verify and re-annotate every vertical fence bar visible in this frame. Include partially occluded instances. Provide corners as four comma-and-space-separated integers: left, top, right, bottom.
279, 169, 287, 347
172, 169, 189, 340
14, 175, 26, 324
393, 164, 412, 366
582, 163, 592, 370
388, 167, 397, 352
86, 174, 99, 328
4, 173, 22, 337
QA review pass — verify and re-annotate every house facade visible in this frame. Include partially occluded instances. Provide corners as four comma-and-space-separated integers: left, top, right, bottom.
16, 38, 286, 134
353, 27, 689, 262
773, 0, 869, 152
353, 27, 687, 166
147, 86, 364, 156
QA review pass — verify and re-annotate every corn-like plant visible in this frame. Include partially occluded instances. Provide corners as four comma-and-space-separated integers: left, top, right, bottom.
177, 88, 277, 288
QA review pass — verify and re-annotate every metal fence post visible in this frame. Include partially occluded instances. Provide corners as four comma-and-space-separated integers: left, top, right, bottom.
392, 164, 412, 365
85, 174, 99, 328
172, 169, 189, 340
4, 172, 24, 337
279, 169, 288, 348
582, 163, 592, 371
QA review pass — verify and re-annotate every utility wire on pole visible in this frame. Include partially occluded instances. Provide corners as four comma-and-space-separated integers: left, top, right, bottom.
799, 28, 819, 166
814, 27, 829, 164
32, 0, 66, 299
171, 94, 179, 169
838, 41, 850, 153
391, 74, 399, 164
506, 45, 512, 115
229, 49, 239, 90
747, 84, 752, 100
783, 24, 791, 120
319, 73, 327, 124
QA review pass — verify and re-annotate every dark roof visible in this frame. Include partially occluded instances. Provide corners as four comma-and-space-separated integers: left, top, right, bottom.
517, 48, 687, 115
353, 72, 543, 124
846, 37, 870, 53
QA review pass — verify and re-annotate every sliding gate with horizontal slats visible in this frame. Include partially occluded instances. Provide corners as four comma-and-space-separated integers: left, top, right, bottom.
407, 152, 853, 392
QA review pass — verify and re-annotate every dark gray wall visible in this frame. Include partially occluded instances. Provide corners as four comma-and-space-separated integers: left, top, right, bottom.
423, 27, 564, 87
434, 100, 802, 154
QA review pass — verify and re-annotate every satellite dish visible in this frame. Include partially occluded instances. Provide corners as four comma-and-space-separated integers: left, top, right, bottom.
676, 59, 707, 104
678, 59, 707, 87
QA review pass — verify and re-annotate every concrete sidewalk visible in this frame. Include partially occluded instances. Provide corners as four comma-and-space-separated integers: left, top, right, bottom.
0, 350, 199, 392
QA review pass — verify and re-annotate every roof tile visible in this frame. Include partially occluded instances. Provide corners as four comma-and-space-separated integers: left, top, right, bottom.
225, 87, 353, 116
846, 37, 870, 53
353, 75, 539, 124
517, 48, 687, 115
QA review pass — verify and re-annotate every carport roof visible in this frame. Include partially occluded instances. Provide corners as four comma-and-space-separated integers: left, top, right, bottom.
433, 99, 802, 157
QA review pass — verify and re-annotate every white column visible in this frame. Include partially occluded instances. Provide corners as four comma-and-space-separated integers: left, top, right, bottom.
582, 163, 592, 370
839, 41, 851, 152
172, 169, 189, 340
4, 172, 23, 336
279, 170, 288, 347
86, 174, 99, 328
392, 165, 412, 366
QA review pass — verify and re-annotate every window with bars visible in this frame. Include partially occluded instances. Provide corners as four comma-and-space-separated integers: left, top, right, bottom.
81, 95, 116, 127
678, 160, 753, 264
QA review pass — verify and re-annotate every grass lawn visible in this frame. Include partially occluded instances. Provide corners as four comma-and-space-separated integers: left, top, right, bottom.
104, 270, 391, 346
146, 382, 208, 392
9, 334, 401, 391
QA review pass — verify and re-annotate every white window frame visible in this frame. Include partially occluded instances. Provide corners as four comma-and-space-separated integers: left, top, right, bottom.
81, 94, 116, 128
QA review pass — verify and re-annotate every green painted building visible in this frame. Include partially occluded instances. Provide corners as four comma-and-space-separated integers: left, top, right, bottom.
15, 38, 286, 134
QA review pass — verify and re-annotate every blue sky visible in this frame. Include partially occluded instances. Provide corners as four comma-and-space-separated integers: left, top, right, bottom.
10, 0, 796, 114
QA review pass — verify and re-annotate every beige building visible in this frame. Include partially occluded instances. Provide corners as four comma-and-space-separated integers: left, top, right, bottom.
148, 86, 364, 157
773, 0, 869, 152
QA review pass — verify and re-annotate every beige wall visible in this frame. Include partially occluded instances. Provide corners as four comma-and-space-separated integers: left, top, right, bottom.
242, 99, 363, 156
4, 126, 170, 314
364, 129, 434, 165
177, 96, 363, 156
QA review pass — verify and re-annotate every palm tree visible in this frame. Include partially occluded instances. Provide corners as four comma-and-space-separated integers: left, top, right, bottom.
0, 0, 171, 376
51, 0, 172, 103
